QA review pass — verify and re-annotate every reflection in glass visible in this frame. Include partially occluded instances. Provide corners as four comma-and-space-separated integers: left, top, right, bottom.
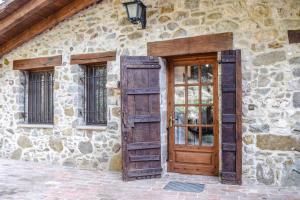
201, 64, 213, 83
202, 127, 214, 146
188, 106, 199, 124
188, 86, 199, 104
174, 66, 185, 84
187, 65, 199, 83
202, 85, 213, 104
175, 127, 185, 144
202, 106, 213, 124
175, 107, 185, 125
174, 87, 185, 104
188, 126, 199, 145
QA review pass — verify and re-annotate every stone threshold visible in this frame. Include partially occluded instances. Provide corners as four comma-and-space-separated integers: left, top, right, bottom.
17, 123, 54, 129
76, 125, 106, 131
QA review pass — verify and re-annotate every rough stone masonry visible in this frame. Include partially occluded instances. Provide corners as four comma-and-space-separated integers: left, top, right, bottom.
0, 0, 299, 186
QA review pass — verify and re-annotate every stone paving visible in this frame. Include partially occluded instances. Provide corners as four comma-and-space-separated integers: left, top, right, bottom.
0, 159, 299, 200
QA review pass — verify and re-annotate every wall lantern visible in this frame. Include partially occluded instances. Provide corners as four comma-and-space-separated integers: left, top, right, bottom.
123, 0, 147, 29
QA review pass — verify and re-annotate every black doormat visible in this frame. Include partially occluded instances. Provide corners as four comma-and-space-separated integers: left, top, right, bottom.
163, 181, 205, 193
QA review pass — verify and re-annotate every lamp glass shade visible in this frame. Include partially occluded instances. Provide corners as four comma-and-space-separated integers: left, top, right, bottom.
126, 3, 138, 20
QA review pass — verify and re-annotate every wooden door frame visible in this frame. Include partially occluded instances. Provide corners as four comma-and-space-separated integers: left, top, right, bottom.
166, 53, 219, 175
147, 32, 241, 180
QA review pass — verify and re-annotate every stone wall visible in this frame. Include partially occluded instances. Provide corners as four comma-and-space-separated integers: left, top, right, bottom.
0, 0, 299, 186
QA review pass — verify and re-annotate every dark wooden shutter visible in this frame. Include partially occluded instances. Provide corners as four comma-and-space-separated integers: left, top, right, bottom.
121, 56, 162, 181
221, 50, 242, 185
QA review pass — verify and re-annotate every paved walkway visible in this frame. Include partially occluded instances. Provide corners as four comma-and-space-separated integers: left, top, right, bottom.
0, 159, 299, 200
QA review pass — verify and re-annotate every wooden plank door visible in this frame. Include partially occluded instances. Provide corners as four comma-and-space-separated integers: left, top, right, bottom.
220, 50, 242, 185
121, 56, 162, 181
167, 53, 219, 176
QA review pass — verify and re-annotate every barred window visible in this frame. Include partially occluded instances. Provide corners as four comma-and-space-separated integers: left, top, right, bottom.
27, 71, 54, 124
84, 65, 107, 125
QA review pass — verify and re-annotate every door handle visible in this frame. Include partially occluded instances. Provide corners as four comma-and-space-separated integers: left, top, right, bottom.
169, 115, 173, 128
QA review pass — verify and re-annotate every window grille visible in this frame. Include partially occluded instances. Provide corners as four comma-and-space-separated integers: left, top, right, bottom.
27, 71, 54, 124
84, 65, 107, 125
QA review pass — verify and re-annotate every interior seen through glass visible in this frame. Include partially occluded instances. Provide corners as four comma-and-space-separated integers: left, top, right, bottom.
174, 64, 214, 146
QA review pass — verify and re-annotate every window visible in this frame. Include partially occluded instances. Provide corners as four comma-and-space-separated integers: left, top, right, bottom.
27, 70, 54, 124
84, 65, 107, 125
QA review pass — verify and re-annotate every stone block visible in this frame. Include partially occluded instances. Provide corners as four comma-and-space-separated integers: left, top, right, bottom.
17, 136, 32, 149
256, 134, 300, 151
256, 163, 275, 185
293, 92, 300, 108
249, 124, 270, 133
79, 141, 93, 154
49, 138, 64, 153
11, 148, 22, 160
109, 152, 122, 171
253, 51, 286, 66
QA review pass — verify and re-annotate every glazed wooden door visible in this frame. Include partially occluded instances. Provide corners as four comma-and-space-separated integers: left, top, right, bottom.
121, 56, 162, 181
167, 54, 219, 176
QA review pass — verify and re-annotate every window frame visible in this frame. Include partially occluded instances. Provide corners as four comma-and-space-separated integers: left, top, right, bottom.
27, 69, 54, 124
84, 64, 107, 126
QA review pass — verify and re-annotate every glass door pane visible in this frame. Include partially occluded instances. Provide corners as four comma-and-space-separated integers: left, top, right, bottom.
174, 86, 185, 104
202, 127, 214, 146
174, 66, 185, 84
188, 126, 199, 145
175, 127, 185, 144
201, 64, 213, 83
187, 65, 199, 83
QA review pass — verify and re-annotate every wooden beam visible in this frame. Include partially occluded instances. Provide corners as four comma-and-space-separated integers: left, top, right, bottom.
288, 30, 300, 44
147, 32, 233, 57
0, 0, 51, 37
0, 0, 30, 20
0, 0, 101, 57
70, 51, 116, 65
13, 55, 62, 70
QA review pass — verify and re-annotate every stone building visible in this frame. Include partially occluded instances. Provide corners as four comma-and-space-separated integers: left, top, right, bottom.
0, 0, 299, 186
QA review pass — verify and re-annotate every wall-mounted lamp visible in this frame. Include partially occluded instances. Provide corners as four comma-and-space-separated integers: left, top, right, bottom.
123, 0, 147, 29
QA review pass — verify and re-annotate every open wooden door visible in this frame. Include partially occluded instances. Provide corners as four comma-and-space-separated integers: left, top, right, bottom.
121, 56, 162, 181
220, 50, 242, 185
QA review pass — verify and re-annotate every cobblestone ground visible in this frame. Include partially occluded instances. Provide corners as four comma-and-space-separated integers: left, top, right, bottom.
0, 159, 299, 200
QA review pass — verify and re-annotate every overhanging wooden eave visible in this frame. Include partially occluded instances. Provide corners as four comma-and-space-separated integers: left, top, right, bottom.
0, 0, 102, 58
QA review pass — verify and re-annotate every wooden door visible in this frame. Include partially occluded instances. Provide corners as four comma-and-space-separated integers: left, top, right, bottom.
121, 56, 162, 181
220, 50, 242, 185
167, 53, 219, 176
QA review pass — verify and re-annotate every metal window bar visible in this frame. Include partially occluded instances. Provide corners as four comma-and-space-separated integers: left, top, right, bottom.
84, 65, 107, 125
27, 71, 54, 124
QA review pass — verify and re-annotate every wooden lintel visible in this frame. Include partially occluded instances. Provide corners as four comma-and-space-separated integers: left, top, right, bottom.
288, 30, 300, 44
13, 55, 62, 70
147, 32, 233, 57
70, 51, 116, 65
0, 0, 101, 57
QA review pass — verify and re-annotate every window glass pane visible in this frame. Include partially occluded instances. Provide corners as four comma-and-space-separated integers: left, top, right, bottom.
174, 86, 185, 104
202, 106, 213, 125
174, 106, 185, 125
187, 65, 199, 83
175, 127, 185, 144
188, 86, 199, 104
187, 106, 199, 125
202, 127, 214, 146
174, 66, 185, 84
188, 126, 199, 145
201, 64, 213, 83
201, 85, 213, 104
